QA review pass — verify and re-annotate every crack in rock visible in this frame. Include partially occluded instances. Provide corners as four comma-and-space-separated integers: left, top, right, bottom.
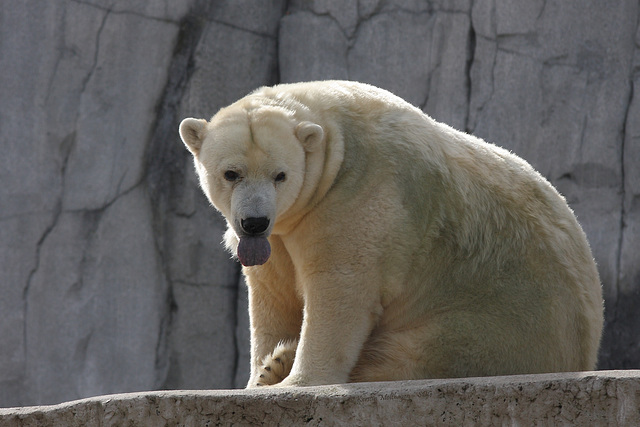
22, 129, 75, 364
144, 0, 215, 389
69, 0, 181, 24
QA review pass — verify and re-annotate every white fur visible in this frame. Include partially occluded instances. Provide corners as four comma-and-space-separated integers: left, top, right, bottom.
179, 80, 604, 388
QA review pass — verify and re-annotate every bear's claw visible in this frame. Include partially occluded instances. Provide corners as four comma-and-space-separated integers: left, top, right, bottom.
255, 340, 297, 386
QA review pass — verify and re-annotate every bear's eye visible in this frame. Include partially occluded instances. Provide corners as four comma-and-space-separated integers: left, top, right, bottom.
224, 170, 239, 182
274, 172, 286, 183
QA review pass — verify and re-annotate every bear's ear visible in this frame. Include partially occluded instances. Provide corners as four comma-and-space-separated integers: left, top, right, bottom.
295, 121, 324, 152
179, 118, 208, 156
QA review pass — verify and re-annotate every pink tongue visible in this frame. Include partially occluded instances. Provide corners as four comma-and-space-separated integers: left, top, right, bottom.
237, 236, 271, 266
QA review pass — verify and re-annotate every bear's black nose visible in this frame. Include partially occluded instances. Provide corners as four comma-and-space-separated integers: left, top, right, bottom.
241, 217, 270, 235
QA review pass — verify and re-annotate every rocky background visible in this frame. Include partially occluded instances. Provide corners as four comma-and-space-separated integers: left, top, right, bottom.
0, 0, 638, 407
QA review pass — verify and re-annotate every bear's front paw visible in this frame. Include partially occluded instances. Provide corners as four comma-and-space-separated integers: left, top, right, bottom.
255, 340, 297, 387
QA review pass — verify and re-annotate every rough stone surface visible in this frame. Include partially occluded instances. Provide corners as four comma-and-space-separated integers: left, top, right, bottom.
1, 0, 639, 408
1, 371, 639, 426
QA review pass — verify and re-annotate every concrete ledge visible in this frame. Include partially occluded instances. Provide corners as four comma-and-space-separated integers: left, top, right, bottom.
1, 371, 639, 426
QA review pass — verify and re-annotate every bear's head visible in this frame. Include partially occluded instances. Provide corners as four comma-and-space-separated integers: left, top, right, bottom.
179, 105, 324, 266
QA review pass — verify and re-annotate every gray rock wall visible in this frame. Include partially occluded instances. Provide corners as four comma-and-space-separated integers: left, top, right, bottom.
0, 0, 638, 407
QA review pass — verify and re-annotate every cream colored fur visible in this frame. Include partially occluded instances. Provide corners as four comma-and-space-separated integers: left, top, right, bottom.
179, 80, 604, 388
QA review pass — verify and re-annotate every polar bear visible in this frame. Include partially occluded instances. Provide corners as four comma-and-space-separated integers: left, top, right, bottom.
179, 80, 603, 388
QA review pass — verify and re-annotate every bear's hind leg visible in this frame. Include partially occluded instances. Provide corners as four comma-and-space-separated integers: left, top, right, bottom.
255, 340, 298, 386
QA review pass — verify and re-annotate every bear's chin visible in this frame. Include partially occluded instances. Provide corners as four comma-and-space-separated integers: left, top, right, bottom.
237, 236, 271, 266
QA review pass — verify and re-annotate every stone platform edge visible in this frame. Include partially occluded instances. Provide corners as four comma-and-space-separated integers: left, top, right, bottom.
1, 370, 639, 426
